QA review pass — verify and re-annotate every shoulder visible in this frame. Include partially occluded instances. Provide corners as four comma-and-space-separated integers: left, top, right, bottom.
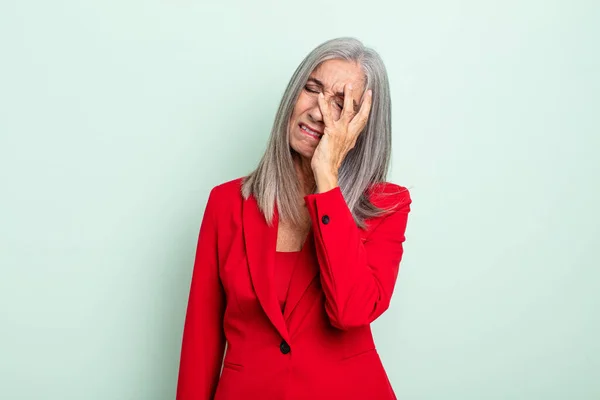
209, 177, 244, 199
204, 176, 246, 215
366, 181, 412, 212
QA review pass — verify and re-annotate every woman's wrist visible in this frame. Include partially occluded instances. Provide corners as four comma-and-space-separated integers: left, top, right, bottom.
313, 170, 339, 193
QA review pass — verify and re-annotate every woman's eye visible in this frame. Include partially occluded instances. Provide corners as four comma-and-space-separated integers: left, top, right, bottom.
304, 85, 319, 94
335, 102, 343, 109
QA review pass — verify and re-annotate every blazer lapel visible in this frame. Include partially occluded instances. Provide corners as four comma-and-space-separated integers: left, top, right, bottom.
242, 195, 290, 342
283, 229, 319, 321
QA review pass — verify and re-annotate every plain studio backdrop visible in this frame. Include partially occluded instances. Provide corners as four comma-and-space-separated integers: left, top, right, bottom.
0, 1, 598, 399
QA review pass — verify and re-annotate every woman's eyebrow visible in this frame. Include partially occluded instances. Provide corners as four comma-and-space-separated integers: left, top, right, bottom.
308, 78, 344, 96
306, 77, 324, 87
307, 77, 358, 110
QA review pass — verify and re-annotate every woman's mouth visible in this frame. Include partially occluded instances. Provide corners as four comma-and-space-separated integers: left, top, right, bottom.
299, 123, 323, 140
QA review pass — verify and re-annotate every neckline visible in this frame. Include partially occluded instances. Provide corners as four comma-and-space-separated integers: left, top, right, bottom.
274, 225, 313, 255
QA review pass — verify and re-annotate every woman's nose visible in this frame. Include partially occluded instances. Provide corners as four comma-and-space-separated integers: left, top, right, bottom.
307, 100, 323, 122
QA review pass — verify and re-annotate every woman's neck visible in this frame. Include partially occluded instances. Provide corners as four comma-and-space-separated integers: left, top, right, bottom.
293, 153, 316, 196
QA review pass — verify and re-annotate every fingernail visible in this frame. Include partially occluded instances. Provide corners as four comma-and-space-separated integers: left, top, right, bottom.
348, 84, 353, 90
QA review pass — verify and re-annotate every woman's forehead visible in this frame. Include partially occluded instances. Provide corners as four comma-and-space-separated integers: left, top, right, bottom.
310, 60, 365, 92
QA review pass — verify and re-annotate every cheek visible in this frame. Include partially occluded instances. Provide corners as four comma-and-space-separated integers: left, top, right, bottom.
293, 93, 315, 116
289, 101, 305, 134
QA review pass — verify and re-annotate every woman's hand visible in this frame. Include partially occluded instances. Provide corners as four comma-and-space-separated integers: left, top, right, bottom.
311, 83, 373, 192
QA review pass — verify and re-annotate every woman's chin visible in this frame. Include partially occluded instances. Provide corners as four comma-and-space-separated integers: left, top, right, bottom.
290, 146, 314, 160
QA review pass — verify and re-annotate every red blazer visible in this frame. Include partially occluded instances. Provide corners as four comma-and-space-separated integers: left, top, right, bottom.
177, 177, 411, 400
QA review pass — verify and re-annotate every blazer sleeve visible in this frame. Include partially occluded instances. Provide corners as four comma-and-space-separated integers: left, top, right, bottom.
177, 186, 226, 399
304, 184, 411, 331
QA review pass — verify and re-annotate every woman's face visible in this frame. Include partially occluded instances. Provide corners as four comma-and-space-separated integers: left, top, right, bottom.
288, 59, 366, 160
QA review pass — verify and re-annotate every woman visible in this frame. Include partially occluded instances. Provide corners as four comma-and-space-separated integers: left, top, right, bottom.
176, 37, 411, 400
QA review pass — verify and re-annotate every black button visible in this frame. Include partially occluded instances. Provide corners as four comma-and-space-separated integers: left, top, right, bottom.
280, 340, 291, 354
321, 215, 330, 224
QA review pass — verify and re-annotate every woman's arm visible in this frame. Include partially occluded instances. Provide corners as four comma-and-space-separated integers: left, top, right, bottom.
304, 184, 411, 331
177, 186, 226, 399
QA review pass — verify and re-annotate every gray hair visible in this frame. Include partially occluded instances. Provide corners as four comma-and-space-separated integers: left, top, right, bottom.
241, 37, 400, 230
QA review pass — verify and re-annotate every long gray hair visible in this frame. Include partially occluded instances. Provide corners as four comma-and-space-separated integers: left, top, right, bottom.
241, 37, 400, 230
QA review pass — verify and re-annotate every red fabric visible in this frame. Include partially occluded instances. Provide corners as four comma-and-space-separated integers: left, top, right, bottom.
176, 177, 411, 400
274, 251, 300, 312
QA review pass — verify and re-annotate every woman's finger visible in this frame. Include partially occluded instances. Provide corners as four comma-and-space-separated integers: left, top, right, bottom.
317, 92, 334, 128
349, 89, 373, 135
341, 83, 355, 122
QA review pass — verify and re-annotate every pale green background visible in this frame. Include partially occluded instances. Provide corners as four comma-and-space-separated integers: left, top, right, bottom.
1, 1, 598, 399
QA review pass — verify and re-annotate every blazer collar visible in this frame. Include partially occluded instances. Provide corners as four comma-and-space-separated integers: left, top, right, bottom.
242, 195, 318, 341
